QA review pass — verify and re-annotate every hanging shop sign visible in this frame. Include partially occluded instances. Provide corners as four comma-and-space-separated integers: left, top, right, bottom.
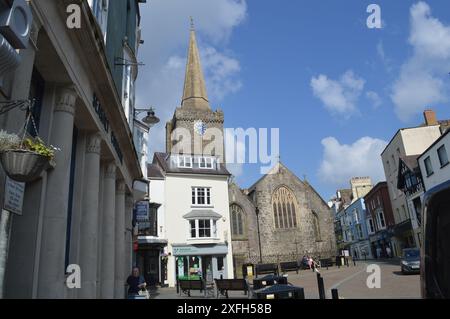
134, 200, 149, 222
3, 176, 25, 215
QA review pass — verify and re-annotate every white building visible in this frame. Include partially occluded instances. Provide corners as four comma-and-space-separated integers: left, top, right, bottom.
147, 25, 234, 288
381, 110, 444, 251
418, 129, 450, 192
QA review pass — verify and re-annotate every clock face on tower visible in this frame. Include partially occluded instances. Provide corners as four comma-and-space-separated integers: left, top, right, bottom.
194, 120, 207, 136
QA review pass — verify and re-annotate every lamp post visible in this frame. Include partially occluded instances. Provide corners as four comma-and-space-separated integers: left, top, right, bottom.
255, 207, 263, 264
134, 107, 160, 128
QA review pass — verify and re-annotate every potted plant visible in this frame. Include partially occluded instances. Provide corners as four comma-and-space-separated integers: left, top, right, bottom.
0, 130, 57, 183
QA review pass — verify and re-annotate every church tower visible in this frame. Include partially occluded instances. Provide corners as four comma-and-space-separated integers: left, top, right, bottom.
165, 21, 225, 162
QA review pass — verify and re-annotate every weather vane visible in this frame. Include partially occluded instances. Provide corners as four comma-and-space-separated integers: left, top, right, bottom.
190, 16, 195, 30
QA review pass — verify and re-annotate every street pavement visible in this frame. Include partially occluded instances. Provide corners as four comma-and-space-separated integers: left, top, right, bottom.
148, 260, 421, 299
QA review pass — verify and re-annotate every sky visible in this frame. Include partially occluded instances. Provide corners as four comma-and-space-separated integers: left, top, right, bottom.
135, 0, 450, 201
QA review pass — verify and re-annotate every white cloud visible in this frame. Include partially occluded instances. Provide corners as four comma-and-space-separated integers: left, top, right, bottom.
318, 136, 388, 187
391, 1, 450, 121
135, 0, 247, 155
311, 70, 365, 115
366, 91, 382, 109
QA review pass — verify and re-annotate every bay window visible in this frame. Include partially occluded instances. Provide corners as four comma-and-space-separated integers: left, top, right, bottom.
189, 219, 217, 239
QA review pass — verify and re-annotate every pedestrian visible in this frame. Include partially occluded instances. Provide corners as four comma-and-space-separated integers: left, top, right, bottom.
376, 247, 382, 259
126, 267, 147, 299
386, 246, 392, 258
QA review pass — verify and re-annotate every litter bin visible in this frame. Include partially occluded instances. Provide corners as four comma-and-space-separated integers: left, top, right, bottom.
253, 274, 288, 290
242, 263, 255, 279
255, 284, 305, 299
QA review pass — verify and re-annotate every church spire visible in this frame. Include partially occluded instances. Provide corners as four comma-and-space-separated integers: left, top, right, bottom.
181, 18, 210, 110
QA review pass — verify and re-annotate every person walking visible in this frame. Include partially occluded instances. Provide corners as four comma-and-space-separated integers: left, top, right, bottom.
386, 246, 392, 258
126, 267, 147, 299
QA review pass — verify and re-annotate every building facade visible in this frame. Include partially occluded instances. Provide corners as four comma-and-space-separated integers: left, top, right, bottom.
418, 129, 450, 192
364, 182, 396, 258
0, 0, 146, 299
381, 110, 443, 251
346, 198, 373, 260
229, 162, 336, 278
147, 26, 234, 288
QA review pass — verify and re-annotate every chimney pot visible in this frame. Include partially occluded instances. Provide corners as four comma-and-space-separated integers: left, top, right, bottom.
424, 109, 438, 126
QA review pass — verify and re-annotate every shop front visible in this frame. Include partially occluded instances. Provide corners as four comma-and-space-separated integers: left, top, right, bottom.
170, 244, 230, 285
370, 229, 395, 258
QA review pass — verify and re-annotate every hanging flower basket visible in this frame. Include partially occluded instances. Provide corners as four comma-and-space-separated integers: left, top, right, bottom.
0, 149, 50, 183
0, 130, 58, 183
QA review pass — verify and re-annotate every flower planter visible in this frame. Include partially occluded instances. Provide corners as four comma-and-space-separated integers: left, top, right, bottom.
0, 149, 50, 183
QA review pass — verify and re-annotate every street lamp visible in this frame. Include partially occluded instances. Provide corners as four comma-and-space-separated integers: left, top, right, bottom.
134, 107, 160, 128
255, 206, 263, 264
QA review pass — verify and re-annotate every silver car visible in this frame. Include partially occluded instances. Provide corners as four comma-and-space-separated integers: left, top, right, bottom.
401, 248, 420, 275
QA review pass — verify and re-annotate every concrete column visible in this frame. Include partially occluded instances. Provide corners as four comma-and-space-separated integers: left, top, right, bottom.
114, 181, 126, 299
100, 163, 116, 299
77, 133, 102, 299
37, 86, 77, 299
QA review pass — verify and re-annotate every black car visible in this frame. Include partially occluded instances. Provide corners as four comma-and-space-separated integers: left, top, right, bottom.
401, 248, 420, 274
421, 180, 450, 299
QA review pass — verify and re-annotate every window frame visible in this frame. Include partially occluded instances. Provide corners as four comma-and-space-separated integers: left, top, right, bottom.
192, 187, 211, 206
437, 145, 449, 168
178, 156, 193, 168
424, 156, 434, 177
189, 219, 217, 239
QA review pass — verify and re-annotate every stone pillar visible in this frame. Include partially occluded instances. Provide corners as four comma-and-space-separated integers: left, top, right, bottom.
114, 181, 126, 299
100, 163, 116, 299
77, 133, 102, 299
37, 87, 77, 299
125, 196, 134, 277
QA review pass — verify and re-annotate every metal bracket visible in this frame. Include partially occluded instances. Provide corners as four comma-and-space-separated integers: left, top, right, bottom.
114, 57, 145, 67
0, 99, 33, 116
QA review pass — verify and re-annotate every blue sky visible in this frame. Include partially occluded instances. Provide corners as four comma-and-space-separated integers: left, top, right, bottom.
136, 0, 450, 200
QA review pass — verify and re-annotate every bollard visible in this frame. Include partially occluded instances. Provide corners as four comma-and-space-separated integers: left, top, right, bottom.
331, 289, 339, 300
298, 287, 305, 299
317, 273, 326, 299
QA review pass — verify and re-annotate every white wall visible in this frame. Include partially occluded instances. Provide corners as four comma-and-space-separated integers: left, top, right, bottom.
164, 174, 233, 286
419, 133, 450, 191
149, 178, 165, 239
382, 126, 441, 224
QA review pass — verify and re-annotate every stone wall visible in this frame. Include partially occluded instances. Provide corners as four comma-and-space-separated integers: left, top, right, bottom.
229, 163, 336, 278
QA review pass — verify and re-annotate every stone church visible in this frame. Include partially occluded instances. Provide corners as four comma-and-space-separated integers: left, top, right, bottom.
229, 163, 336, 278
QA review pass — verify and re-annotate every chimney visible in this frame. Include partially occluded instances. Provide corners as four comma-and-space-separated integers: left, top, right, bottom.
424, 109, 438, 126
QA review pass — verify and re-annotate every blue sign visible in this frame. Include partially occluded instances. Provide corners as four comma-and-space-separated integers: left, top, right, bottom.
134, 201, 149, 222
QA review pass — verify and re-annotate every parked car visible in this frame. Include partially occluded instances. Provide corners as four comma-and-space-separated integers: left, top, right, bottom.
401, 248, 420, 275
421, 180, 450, 299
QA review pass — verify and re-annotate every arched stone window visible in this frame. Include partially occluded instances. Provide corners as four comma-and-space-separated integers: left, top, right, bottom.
272, 186, 298, 229
312, 211, 321, 241
230, 204, 245, 238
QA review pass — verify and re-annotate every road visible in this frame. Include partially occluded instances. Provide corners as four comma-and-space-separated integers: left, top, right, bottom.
287, 260, 421, 299
150, 260, 421, 299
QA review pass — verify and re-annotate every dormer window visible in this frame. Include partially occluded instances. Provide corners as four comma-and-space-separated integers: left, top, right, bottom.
199, 156, 214, 169
178, 156, 193, 168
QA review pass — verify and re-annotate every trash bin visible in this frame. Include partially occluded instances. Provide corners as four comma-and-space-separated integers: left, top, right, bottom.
253, 274, 288, 290
255, 284, 305, 299
242, 263, 255, 279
